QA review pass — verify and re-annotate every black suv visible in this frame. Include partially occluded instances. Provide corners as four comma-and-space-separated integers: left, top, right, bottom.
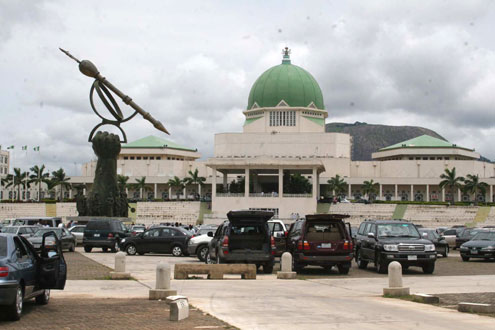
354, 220, 437, 274
83, 218, 129, 253
206, 210, 275, 274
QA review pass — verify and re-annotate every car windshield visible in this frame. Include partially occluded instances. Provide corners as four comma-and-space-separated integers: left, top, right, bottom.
2, 227, 17, 234
0, 237, 7, 257
461, 229, 482, 238
420, 229, 438, 240
33, 228, 62, 238
377, 223, 420, 238
199, 228, 215, 235
472, 232, 495, 241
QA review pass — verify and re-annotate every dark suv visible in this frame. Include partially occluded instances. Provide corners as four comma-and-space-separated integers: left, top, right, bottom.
286, 214, 354, 274
206, 210, 275, 274
354, 220, 437, 274
83, 218, 129, 253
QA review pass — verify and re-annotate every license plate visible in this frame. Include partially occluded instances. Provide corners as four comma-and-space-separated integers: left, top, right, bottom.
407, 255, 417, 261
320, 243, 331, 248
471, 250, 478, 254
94, 233, 100, 237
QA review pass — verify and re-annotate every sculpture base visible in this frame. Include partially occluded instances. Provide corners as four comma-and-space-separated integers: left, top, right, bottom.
109, 272, 131, 280
383, 287, 410, 297
277, 271, 297, 279
149, 289, 177, 300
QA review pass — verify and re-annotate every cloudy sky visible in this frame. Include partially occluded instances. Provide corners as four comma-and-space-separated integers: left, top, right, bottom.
1, 0, 495, 175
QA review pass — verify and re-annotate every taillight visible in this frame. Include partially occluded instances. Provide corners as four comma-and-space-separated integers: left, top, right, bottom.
271, 236, 276, 255
222, 235, 229, 255
303, 241, 310, 250
297, 240, 310, 250
343, 240, 353, 250
108, 233, 114, 239
0, 266, 8, 278
297, 241, 303, 250
284, 231, 288, 237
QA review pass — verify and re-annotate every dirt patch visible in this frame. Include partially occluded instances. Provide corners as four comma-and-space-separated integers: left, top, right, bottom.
65, 251, 112, 280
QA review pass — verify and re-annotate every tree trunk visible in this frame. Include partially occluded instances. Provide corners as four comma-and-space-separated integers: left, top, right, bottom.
198, 184, 202, 200
38, 181, 41, 202
140, 188, 143, 200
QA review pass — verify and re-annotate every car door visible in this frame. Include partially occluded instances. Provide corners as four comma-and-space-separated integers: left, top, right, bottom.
12, 236, 37, 296
360, 223, 373, 260
159, 228, 174, 253
141, 228, 162, 253
36, 231, 67, 290
271, 222, 286, 255
366, 224, 378, 260
209, 225, 223, 259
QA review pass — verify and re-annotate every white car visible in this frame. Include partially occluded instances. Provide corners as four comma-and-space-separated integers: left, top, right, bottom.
69, 225, 86, 245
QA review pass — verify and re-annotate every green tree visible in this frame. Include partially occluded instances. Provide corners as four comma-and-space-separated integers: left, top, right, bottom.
51, 168, 71, 201
29, 165, 50, 201
327, 174, 347, 197
3, 168, 30, 201
228, 177, 245, 194
463, 174, 488, 205
184, 169, 206, 199
439, 167, 464, 205
132, 176, 150, 200
44, 178, 58, 200
167, 176, 185, 200
362, 179, 378, 202
284, 173, 312, 194
117, 175, 130, 193
1, 174, 14, 200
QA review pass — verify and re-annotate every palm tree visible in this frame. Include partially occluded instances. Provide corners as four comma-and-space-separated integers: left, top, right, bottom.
439, 167, 464, 205
463, 174, 489, 205
3, 168, 30, 201
51, 168, 71, 201
29, 165, 50, 201
1, 174, 13, 200
117, 175, 130, 193
44, 178, 58, 200
132, 176, 150, 200
284, 173, 312, 194
167, 176, 185, 200
362, 179, 378, 202
184, 169, 206, 199
327, 175, 347, 197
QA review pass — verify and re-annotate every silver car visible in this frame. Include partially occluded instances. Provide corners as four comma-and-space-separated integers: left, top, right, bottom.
68, 225, 86, 245
187, 227, 217, 261
1, 226, 38, 238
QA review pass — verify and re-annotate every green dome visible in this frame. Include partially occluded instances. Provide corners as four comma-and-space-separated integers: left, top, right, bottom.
247, 53, 325, 110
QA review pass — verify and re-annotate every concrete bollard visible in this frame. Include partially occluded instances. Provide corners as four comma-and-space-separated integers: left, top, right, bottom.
149, 263, 177, 300
383, 261, 409, 296
169, 297, 189, 321
277, 252, 297, 279
110, 252, 131, 279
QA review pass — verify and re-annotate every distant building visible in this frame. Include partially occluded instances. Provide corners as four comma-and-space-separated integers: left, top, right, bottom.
0, 149, 10, 200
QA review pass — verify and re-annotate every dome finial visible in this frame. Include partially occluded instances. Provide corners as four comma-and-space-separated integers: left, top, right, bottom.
282, 47, 291, 64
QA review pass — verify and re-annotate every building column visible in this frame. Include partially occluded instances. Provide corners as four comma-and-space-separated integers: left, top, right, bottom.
410, 185, 414, 202
125, 187, 128, 196
154, 183, 157, 199
317, 171, 320, 198
426, 185, 430, 202
168, 186, 172, 200
312, 167, 317, 198
223, 172, 228, 191
442, 188, 445, 202
490, 185, 493, 203
69, 189, 72, 199
278, 168, 283, 198
458, 188, 461, 202
183, 187, 187, 199
394, 184, 398, 201
244, 168, 250, 197
212, 168, 217, 198
348, 184, 351, 199
379, 184, 383, 200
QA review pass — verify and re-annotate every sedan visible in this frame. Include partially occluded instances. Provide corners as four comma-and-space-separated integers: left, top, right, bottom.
28, 228, 76, 252
460, 230, 495, 261
119, 226, 191, 257
456, 228, 484, 249
69, 225, 86, 245
419, 228, 449, 257
1, 226, 38, 238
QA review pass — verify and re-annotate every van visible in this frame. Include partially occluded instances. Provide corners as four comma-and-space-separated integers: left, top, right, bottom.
13, 217, 62, 227
83, 218, 129, 253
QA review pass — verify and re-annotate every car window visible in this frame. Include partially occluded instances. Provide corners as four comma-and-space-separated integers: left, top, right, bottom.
18, 227, 27, 234
369, 224, 376, 235
87, 221, 111, 231
0, 237, 7, 257
161, 229, 171, 236
3, 227, 17, 234
444, 229, 456, 235
144, 229, 160, 237
231, 225, 262, 235
214, 225, 223, 238
13, 237, 28, 260
72, 227, 83, 233
358, 223, 365, 235
377, 223, 420, 238
362, 223, 371, 235
171, 229, 184, 237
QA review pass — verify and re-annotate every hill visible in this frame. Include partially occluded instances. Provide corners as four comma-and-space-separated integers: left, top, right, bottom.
325, 122, 447, 161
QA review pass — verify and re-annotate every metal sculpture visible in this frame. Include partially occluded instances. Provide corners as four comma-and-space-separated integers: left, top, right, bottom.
61, 48, 168, 217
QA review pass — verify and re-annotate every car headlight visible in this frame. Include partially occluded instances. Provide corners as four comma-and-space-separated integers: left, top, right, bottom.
383, 244, 398, 252
120, 238, 126, 243
481, 246, 495, 251
424, 244, 435, 252
460, 246, 468, 250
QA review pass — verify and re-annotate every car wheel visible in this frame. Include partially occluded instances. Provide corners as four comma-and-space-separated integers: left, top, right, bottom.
205, 252, 214, 264
442, 246, 449, 258
35, 289, 50, 305
172, 245, 183, 257
292, 254, 302, 272
197, 245, 209, 262
8, 285, 23, 321
356, 249, 368, 269
376, 255, 387, 274
461, 255, 470, 262
102, 247, 108, 252
69, 243, 75, 252
126, 244, 137, 256
422, 263, 435, 274
337, 264, 350, 275
84, 246, 92, 253
263, 263, 274, 274
111, 241, 119, 253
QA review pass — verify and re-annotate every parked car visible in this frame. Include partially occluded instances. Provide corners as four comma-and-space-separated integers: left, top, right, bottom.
28, 228, 76, 252
83, 218, 130, 253
12, 217, 62, 227
120, 226, 191, 256
206, 210, 275, 274
286, 214, 353, 274
1, 226, 38, 238
442, 227, 465, 249
68, 225, 86, 245
354, 220, 437, 274
268, 219, 287, 257
188, 228, 217, 261
460, 230, 495, 261
130, 225, 146, 236
435, 227, 448, 235
418, 228, 449, 257
0, 232, 66, 320
456, 228, 484, 249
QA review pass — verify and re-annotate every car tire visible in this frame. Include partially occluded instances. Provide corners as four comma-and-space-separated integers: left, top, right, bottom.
102, 247, 108, 252
205, 252, 214, 264
111, 241, 119, 253
69, 243, 75, 252
197, 245, 209, 262
172, 245, 183, 257
84, 246, 92, 253
356, 249, 368, 269
461, 255, 470, 262
376, 255, 387, 274
422, 263, 435, 274
126, 244, 137, 256
292, 255, 302, 272
337, 264, 350, 275
263, 264, 274, 274
8, 285, 23, 321
442, 246, 449, 258
35, 289, 50, 305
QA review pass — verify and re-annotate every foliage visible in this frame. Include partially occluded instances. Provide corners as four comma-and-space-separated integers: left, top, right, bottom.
463, 174, 489, 206
184, 169, 206, 186
284, 173, 311, 194
167, 176, 185, 199
2, 168, 30, 201
51, 168, 71, 201
439, 167, 464, 205
117, 175, 130, 192
229, 177, 245, 193
327, 175, 347, 197
29, 165, 50, 201
132, 176, 150, 200
362, 179, 378, 202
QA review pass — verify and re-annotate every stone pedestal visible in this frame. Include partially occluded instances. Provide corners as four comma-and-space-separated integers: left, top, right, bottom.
149, 263, 176, 300
277, 252, 297, 279
383, 261, 409, 296
110, 251, 131, 279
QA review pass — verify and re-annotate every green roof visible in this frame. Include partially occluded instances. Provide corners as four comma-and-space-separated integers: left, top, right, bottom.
122, 136, 196, 152
247, 53, 325, 110
380, 135, 472, 151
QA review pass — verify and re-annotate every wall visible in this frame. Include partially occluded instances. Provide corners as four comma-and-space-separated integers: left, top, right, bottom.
136, 202, 201, 226
0, 203, 47, 219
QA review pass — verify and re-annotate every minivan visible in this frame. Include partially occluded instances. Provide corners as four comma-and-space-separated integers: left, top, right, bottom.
83, 218, 129, 253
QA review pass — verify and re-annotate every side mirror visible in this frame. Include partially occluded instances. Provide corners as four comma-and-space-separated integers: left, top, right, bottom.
367, 232, 375, 239
207, 232, 213, 237
422, 232, 428, 237
48, 251, 58, 258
